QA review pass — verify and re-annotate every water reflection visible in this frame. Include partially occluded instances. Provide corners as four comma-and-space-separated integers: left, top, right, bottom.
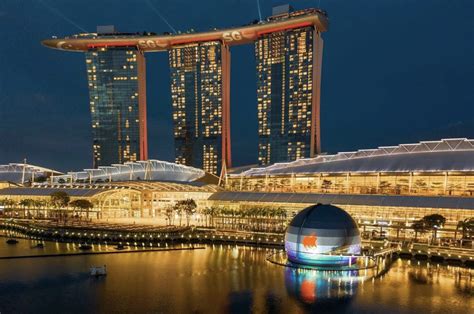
284, 267, 358, 311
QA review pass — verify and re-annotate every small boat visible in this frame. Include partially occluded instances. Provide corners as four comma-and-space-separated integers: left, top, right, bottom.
6, 238, 18, 245
79, 243, 93, 250
35, 243, 44, 249
115, 243, 127, 250
90, 265, 107, 277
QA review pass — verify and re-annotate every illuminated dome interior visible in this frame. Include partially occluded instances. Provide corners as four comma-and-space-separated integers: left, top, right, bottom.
285, 204, 361, 266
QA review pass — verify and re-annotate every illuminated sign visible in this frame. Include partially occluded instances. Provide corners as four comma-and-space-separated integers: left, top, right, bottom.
222, 31, 242, 42
138, 40, 166, 49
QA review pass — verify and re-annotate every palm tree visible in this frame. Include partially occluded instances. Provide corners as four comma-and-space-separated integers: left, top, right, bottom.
19, 199, 35, 217
33, 199, 47, 218
0, 199, 17, 217
164, 205, 174, 225
456, 218, 474, 247
175, 199, 197, 227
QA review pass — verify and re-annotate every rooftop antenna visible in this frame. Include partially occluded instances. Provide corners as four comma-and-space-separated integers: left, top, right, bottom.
256, 0, 263, 21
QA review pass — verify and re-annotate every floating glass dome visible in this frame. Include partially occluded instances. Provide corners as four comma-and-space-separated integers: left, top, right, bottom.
285, 204, 361, 266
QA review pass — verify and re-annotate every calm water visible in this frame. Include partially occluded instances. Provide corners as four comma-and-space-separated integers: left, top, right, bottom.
0, 239, 472, 313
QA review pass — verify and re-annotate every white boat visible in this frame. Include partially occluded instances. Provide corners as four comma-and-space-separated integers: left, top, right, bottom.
90, 265, 107, 277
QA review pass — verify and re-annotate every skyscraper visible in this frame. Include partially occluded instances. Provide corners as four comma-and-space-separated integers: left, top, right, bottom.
43, 10, 327, 171
255, 8, 323, 165
85, 26, 148, 168
169, 41, 231, 175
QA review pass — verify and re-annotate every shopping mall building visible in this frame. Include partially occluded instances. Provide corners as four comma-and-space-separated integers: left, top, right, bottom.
0, 139, 473, 236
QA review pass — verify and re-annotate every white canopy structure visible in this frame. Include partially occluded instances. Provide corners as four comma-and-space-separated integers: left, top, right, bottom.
233, 138, 474, 177
0, 163, 62, 184
51, 160, 205, 184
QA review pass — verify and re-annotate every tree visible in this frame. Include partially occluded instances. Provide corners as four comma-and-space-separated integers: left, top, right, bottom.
412, 220, 428, 241
33, 199, 47, 217
50, 191, 70, 208
455, 218, 474, 247
202, 206, 219, 227
421, 214, 446, 244
379, 181, 391, 193
69, 199, 93, 218
0, 199, 16, 217
414, 179, 427, 193
35, 175, 48, 183
164, 205, 174, 225
177, 199, 197, 227
321, 180, 332, 192
19, 199, 35, 217
461, 218, 474, 240
50, 191, 70, 219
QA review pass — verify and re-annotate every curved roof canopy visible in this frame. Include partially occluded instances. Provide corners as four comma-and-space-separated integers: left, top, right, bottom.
51, 160, 205, 184
0, 163, 62, 184
234, 138, 474, 177
0, 180, 219, 198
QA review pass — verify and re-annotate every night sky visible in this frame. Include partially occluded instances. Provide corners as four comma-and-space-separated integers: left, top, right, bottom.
0, 0, 473, 172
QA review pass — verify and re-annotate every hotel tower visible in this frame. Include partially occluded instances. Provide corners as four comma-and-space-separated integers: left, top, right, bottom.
256, 6, 323, 165
169, 42, 231, 175
85, 26, 148, 168
42, 6, 327, 173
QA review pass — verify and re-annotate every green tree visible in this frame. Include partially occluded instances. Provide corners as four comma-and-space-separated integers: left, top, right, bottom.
164, 205, 174, 225
412, 220, 428, 241
321, 180, 332, 192
181, 199, 197, 227
202, 206, 219, 227
421, 214, 446, 244
0, 199, 16, 217
50, 191, 70, 220
379, 181, 391, 193
19, 199, 35, 217
69, 199, 94, 218
35, 175, 48, 183
454, 218, 474, 247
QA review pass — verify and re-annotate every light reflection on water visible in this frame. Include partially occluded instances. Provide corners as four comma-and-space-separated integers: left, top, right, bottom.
0, 239, 472, 313
284, 267, 358, 311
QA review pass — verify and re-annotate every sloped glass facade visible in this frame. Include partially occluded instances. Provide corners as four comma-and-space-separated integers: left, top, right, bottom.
85, 47, 147, 167
169, 42, 229, 175
256, 26, 320, 165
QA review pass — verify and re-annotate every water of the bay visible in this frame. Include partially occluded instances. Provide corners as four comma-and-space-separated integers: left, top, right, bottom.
0, 238, 472, 313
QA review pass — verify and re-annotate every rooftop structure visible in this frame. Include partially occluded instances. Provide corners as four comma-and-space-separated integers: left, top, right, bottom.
42, 7, 328, 174
49, 160, 205, 184
0, 163, 62, 184
41, 9, 328, 52
226, 139, 474, 198
233, 138, 474, 176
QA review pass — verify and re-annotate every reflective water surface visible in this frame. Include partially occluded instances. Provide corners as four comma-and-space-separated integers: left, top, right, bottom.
0, 239, 472, 313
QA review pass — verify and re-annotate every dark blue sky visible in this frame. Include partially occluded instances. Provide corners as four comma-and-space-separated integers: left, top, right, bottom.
0, 0, 473, 172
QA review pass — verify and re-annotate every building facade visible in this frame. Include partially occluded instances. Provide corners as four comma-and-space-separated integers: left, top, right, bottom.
169, 42, 231, 175
255, 9, 324, 165
42, 10, 328, 172
85, 29, 148, 168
